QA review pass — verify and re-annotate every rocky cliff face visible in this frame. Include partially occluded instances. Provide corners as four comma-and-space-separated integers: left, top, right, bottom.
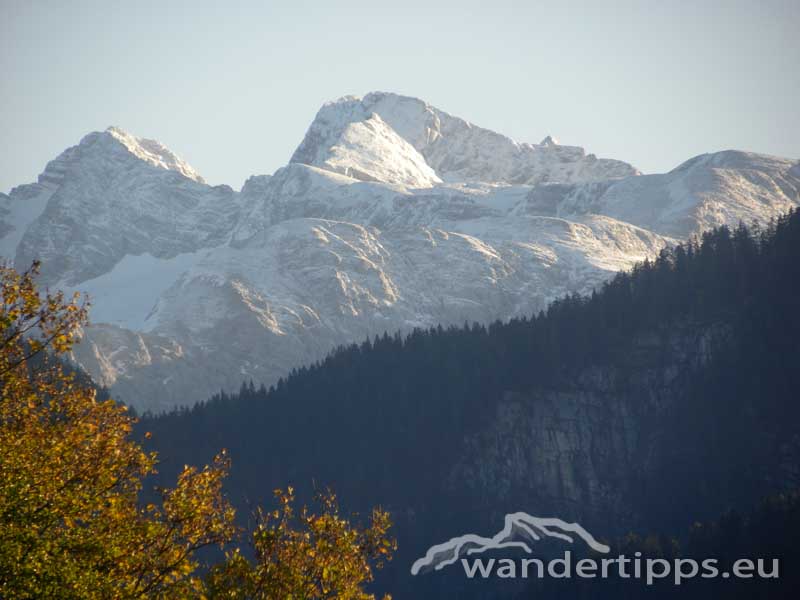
1, 92, 798, 411
529, 150, 800, 238
291, 92, 639, 186
7, 128, 238, 286
449, 323, 733, 531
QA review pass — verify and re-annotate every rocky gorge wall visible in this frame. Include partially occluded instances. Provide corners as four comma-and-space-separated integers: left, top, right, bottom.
447, 323, 737, 535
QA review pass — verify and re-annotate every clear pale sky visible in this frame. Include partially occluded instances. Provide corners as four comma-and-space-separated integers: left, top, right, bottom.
2, 0, 798, 193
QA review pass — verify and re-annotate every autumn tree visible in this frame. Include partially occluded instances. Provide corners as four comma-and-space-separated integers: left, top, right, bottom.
0, 261, 236, 599
206, 487, 396, 600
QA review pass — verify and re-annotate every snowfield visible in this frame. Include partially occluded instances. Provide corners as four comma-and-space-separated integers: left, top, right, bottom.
2, 92, 798, 411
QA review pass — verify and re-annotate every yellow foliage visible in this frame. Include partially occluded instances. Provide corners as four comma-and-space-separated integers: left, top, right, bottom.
0, 261, 395, 599
0, 262, 237, 599
206, 487, 396, 600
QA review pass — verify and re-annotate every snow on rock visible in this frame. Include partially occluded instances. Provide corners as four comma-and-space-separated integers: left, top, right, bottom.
67, 251, 203, 331
71, 212, 672, 411
1, 93, 798, 412
105, 126, 206, 183
10, 128, 239, 285
314, 113, 441, 188
292, 92, 640, 185
0, 185, 54, 259
520, 150, 800, 238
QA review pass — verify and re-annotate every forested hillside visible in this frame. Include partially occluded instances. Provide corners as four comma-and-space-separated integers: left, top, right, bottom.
524, 491, 800, 598
141, 209, 800, 597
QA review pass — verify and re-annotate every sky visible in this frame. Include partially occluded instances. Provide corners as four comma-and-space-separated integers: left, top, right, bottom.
2, 0, 798, 193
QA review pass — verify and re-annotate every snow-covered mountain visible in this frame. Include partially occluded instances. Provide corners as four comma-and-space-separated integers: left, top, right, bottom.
1, 92, 798, 411
291, 92, 639, 186
2, 127, 238, 286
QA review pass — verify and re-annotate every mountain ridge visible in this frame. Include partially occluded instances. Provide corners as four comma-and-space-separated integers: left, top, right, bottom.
137, 211, 800, 597
1, 91, 798, 410
291, 91, 640, 186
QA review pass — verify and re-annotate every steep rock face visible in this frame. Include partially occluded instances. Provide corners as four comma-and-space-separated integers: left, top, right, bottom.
447, 317, 800, 533
291, 92, 640, 186
521, 150, 800, 238
12, 128, 240, 285
1, 92, 798, 411
71, 212, 670, 410
103, 126, 206, 183
0, 181, 60, 260
449, 325, 720, 529
302, 112, 441, 187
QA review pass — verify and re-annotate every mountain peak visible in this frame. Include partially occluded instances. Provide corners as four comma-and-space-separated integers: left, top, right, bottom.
669, 149, 798, 174
103, 126, 205, 184
292, 91, 638, 186
297, 111, 441, 188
